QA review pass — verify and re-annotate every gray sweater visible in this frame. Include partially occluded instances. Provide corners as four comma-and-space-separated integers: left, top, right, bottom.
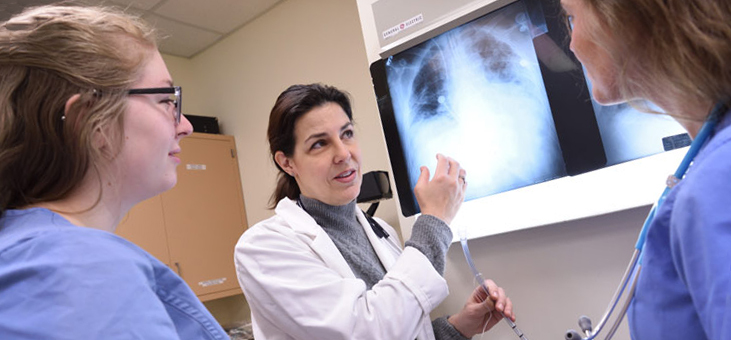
298, 195, 469, 340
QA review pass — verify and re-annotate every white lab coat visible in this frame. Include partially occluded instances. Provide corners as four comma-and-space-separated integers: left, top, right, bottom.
234, 198, 449, 340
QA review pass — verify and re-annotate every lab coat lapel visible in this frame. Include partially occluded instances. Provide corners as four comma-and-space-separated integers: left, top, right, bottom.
355, 209, 400, 270
275, 198, 356, 279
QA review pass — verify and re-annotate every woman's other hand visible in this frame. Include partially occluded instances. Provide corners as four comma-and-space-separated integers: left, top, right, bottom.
448, 279, 515, 338
414, 153, 467, 225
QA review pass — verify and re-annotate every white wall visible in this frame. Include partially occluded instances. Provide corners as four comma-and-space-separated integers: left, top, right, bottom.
164, 0, 399, 231
434, 207, 643, 340
164, 0, 643, 338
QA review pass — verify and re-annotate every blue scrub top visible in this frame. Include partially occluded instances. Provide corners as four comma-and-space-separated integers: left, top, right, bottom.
628, 110, 731, 340
0, 208, 229, 339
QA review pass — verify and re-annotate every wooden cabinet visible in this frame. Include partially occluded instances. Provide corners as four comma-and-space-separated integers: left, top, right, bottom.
116, 133, 248, 301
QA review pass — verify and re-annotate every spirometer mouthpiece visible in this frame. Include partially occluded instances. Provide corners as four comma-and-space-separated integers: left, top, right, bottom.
578, 315, 593, 334
565, 329, 583, 340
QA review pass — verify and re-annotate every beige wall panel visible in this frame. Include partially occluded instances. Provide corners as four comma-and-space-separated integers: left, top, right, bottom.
162, 133, 247, 297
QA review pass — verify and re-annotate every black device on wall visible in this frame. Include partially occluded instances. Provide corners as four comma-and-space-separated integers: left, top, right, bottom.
186, 115, 221, 134
369, 0, 686, 217
357, 171, 393, 217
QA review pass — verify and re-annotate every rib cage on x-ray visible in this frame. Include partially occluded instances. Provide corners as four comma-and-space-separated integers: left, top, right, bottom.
384, 2, 566, 201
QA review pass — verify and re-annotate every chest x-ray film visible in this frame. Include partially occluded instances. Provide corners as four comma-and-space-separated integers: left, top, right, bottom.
591, 96, 687, 167
370, 0, 686, 217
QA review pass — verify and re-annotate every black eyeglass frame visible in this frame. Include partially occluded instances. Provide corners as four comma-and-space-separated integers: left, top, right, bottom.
127, 86, 182, 124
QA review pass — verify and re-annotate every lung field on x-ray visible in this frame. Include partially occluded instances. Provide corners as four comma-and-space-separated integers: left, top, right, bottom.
409, 32, 517, 122
385, 1, 566, 201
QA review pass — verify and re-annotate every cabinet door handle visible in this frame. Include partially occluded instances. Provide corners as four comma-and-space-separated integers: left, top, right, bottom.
174, 262, 182, 276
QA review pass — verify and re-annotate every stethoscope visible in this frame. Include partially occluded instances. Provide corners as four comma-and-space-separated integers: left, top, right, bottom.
564, 101, 727, 340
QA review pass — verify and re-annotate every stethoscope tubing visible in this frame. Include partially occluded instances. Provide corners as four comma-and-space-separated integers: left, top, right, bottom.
605, 265, 641, 340
634, 106, 721, 252
568, 101, 726, 340
581, 250, 640, 340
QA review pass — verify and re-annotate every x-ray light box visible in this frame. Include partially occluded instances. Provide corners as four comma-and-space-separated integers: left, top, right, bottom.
369, 0, 687, 240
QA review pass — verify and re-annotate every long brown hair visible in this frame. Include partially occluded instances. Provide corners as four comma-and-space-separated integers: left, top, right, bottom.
0, 5, 157, 217
267, 83, 354, 208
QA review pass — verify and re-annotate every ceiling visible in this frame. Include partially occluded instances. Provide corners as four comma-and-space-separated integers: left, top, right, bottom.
0, 0, 284, 58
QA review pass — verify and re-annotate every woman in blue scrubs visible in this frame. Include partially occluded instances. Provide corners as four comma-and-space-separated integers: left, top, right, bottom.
0, 5, 226, 338
560, 0, 731, 339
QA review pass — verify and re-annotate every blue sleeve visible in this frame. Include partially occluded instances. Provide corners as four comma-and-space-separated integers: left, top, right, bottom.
0, 230, 181, 339
670, 141, 731, 339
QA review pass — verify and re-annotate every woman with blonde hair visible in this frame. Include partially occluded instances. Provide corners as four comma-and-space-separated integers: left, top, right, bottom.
0, 5, 226, 339
561, 0, 731, 338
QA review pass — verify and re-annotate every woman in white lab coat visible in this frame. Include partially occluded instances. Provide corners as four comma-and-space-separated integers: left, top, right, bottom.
234, 83, 514, 340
